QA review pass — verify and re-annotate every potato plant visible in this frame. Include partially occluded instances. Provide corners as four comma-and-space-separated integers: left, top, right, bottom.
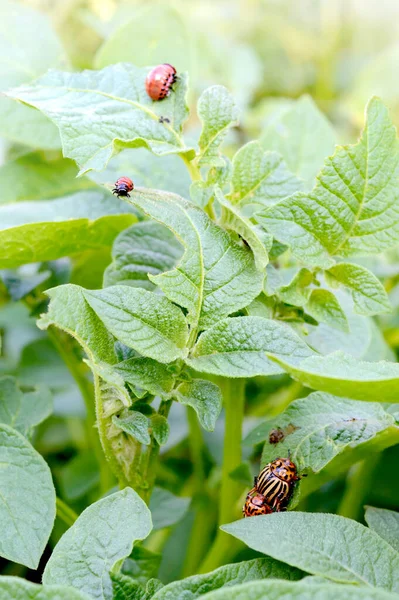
1, 2, 399, 600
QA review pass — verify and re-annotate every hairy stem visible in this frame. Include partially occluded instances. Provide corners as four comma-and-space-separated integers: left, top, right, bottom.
56, 496, 78, 527
47, 328, 114, 493
180, 153, 201, 181
198, 378, 246, 573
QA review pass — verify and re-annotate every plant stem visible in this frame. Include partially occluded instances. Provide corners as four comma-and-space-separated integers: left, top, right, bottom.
47, 327, 114, 494
182, 407, 214, 576
180, 153, 202, 181
198, 378, 246, 573
56, 496, 78, 527
337, 454, 380, 521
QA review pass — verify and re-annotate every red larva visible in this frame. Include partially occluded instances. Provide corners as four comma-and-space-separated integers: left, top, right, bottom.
145, 64, 177, 101
112, 177, 134, 198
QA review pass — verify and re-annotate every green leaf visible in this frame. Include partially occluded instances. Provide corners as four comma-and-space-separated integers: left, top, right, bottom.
122, 546, 162, 588
7, 65, 194, 175
365, 507, 399, 553
104, 221, 183, 290
149, 487, 190, 530
0, 577, 92, 600
89, 148, 191, 199
197, 85, 239, 167
111, 572, 144, 600
325, 263, 391, 316
60, 451, 100, 501
38, 284, 116, 364
114, 357, 176, 397
269, 350, 399, 402
0, 0, 63, 150
151, 557, 302, 600
187, 316, 313, 377
150, 414, 170, 446
0, 376, 52, 436
258, 98, 399, 267
84, 286, 188, 363
198, 581, 399, 600
229, 141, 304, 211
306, 289, 349, 332
216, 189, 269, 270
173, 379, 223, 432
129, 189, 263, 329
0, 424, 56, 569
113, 412, 151, 445
0, 191, 136, 268
222, 512, 399, 591
0, 153, 94, 204
260, 95, 336, 188
95, 5, 191, 73
43, 488, 152, 600
278, 269, 314, 306
246, 393, 398, 489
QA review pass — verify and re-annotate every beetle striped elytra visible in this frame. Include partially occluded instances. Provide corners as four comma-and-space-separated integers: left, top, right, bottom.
253, 455, 305, 512
243, 490, 274, 517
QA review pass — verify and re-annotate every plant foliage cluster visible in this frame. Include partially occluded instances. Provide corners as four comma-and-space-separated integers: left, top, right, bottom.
2, 1, 399, 599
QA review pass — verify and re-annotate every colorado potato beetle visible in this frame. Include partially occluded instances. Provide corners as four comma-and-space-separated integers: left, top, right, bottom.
254, 455, 303, 511
145, 64, 177, 101
112, 176, 134, 198
243, 490, 273, 518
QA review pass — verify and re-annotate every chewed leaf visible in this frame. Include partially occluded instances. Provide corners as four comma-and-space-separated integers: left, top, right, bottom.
258, 98, 399, 266
197, 85, 239, 167
7, 65, 194, 174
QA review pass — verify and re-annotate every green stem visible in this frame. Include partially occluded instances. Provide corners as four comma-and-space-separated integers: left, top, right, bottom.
337, 455, 380, 521
47, 328, 114, 494
181, 153, 201, 181
182, 407, 213, 576
198, 378, 246, 573
56, 496, 78, 527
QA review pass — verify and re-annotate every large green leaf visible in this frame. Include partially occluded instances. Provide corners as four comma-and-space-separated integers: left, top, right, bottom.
199, 581, 398, 600
128, 189, 263, 329
84, 286, 188, 363
197, 85, 239, 167
187, 316, 313, 377
244, 393, 399, 495
0, 191, 136, 268
365, 507, 399, 553
0, 0, 63, 149
0, 153, 94, 204
151, 558, 302, 600
95, 5, 191, 73
0, 424, 56, 569
0, 578, 92, 600
7, 65, 194, 175
260, 95, 336, 188
104, 221, 183, 290
258, 98, 399, 267
222, 512, 399, 591
0, 376, 52, 436
270, 350, 399, 402
43, 488, 152, 600
229, 141, 303, 211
